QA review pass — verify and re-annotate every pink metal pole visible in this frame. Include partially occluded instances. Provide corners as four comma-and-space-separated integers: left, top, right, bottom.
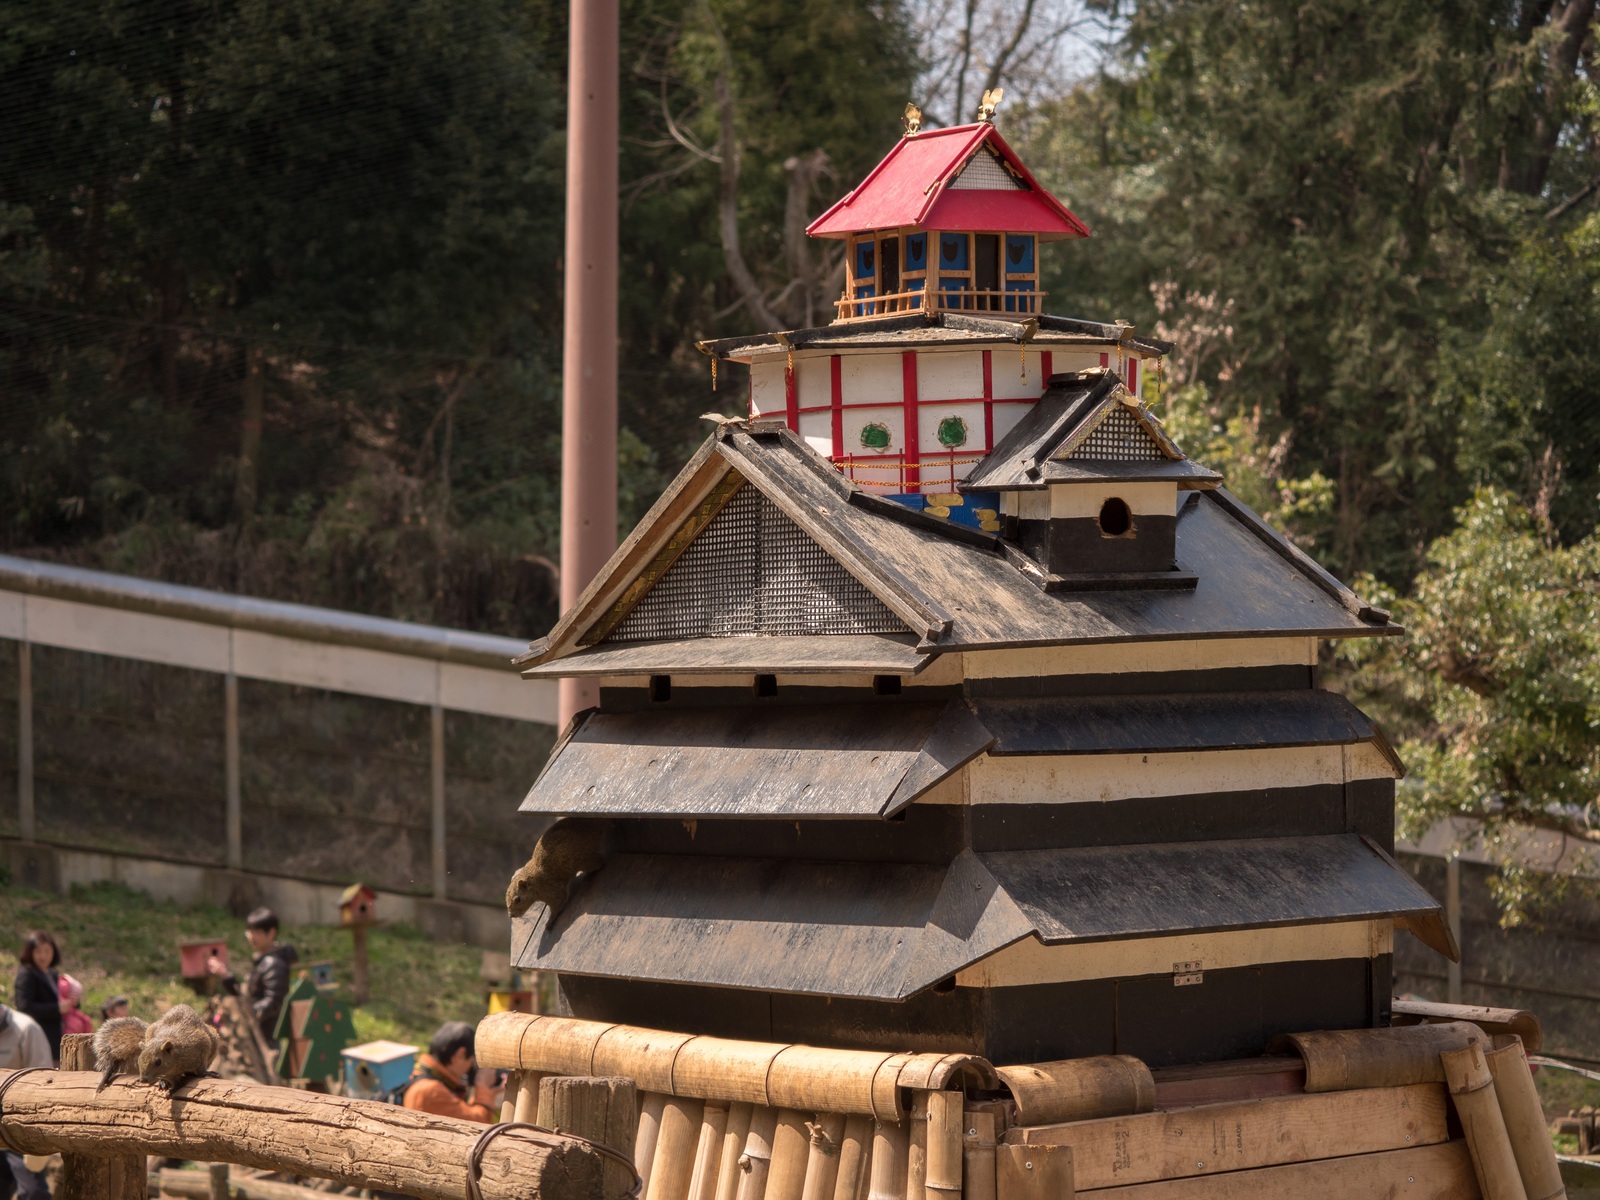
558, 0, 619, 726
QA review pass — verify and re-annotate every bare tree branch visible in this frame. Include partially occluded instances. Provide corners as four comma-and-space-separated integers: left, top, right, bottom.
661, 74, 721, 164
981, 0, 1039, 96
954, 0, 978, 124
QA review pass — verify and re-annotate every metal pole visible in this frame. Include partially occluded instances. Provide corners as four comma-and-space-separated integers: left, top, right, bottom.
557, 0, 620, 727
225, 671, 242, 870
1446, 855, 1462, 1003
17, 640, 32, 842
431, 699, 447, 899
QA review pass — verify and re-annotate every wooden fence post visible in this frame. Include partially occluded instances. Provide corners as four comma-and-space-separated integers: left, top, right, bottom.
538, 1075, 640, 1200
57, 1034, 144, 1200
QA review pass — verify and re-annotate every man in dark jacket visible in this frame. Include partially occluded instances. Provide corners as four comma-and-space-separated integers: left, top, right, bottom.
207, 907, 297, 1047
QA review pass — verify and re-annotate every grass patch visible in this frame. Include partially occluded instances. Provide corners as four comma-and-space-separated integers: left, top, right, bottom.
0, 881, 488, 1049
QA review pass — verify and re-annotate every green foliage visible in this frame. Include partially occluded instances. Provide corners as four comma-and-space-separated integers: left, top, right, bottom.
1339, 490, 1600, 922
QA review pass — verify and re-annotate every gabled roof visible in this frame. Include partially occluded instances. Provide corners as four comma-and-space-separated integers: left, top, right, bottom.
962, 370, 1220, 491
518, 419, 1396, 678
806, 123, 1090, 241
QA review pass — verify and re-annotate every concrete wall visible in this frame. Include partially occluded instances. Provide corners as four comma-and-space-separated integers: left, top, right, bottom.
1, 837, 509, 951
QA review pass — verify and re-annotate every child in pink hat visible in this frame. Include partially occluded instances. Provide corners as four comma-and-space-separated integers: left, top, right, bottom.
57, 974, 93, 1037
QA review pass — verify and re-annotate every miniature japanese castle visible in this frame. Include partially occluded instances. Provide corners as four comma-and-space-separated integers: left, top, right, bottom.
511, 112, 1453, 1069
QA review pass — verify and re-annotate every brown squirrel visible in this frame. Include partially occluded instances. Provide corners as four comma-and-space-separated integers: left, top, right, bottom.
92, 1016, 148, 1091
138, 1004, 221, 1091
505, 819, 610, 920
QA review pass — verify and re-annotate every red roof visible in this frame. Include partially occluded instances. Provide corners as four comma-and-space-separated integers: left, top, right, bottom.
806, 123, 1090, 241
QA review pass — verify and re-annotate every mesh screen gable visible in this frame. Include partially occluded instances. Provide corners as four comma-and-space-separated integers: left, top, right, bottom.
949, 147, 1025, 191
1064, 406, 1168, 462
608, 484, 908, 641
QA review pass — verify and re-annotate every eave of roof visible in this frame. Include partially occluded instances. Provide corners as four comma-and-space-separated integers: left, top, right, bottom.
696, 312, 1172, 364
806, 123, 1089, 241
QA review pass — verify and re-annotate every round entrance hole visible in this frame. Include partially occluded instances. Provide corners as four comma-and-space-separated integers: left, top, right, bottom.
1098, 496, 1133, 536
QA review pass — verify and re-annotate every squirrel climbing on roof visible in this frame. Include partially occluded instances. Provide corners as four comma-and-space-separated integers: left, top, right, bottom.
93, 1016, 148, 1091
138, 1003, 221, 1091
505, 819, 611, 921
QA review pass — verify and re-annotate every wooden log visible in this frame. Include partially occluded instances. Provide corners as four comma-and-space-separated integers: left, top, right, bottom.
647, 1096, 708, 1200
802, 1113, 847, 1200
833, 1114, 873, 1200
537, 1074, 640, 1200
962, 1112, 996, 1200
1274, 1020, 1481, 1092
690, 1102, 732, 1200
57, 1032, 144, 1200
1442, 1041, 1529, 1200
1393, 998, 1544, 1055
738, 1106, 781, 1200
996, 1058, 1154, 1126
906, 1095, 930, 1200
924, 1092, 963, 1200
869, 1119, 909, 1200
1005, 1082, 1450, 1191
638, 1092, 672, 1198
210, 1164, 231, 1200
769, 1109, 813, 1200
0, 1067, 606, 1200
714, 1103, 755, 1200
157, 1166, 338, 1200
1073, 1141, 1478, 1197
1485, 1039, 1566, 1200
995, 1144, 1072, 1200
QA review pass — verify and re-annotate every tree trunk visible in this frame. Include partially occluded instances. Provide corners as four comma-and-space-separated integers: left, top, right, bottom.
0, 1068, 610, 1200
235, 343, 265, 527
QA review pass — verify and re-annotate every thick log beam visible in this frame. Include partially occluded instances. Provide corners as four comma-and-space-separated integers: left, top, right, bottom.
0, 1069, 607, 1200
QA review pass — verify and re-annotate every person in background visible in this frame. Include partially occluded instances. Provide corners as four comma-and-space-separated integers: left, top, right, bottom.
207, 907, 297, 1048
99, 995, 131, 1023
402, 1021, 500, 1123
13, 931, 61, 1063
0, 1001, 53, 1199
58, 973, 92, 1038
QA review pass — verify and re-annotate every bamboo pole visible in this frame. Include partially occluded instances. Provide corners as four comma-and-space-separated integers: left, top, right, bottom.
994, 1057, 1154, 1126
905, 1093, 929, 1200
637, 1092, 670, 1198
801, 1113, 847, 1200
961, 1112, 995, 1200
647, 1097, 707, 1200
923, 1093, 962, 1200
714, 1103, 755, 1200
500, 1071, 523, 1125
689, 1102, 732, 1200
868, 1120, 909, 1200
1278, 1021, 1482, 1091
0, 1068, 608, 1200
57, 1033, 144, 1200
1441, 1041, 1529, 1200
768, 1110, 812, 1200
513, 1072, 544, 1125
833, 1115, 872, 1200
738, 1107, 781, 1200
1485, 1039, 1567, 1200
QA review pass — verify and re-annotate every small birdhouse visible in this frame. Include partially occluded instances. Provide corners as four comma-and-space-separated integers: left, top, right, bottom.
179, 938, 229, 995
342, 1039, 417, 1098
304, 961, 337, 991
339, 883, 377, 927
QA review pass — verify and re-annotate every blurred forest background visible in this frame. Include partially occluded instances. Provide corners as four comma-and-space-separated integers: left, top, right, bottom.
1, 0, 1598, 914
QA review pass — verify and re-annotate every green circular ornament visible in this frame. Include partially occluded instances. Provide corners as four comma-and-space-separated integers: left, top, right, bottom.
937, 416, 969, 448
860, 422, 891, 450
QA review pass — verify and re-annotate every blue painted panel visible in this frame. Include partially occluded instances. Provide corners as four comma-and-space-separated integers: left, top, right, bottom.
905, 233, 927, 272
1005, 235, 1035, 273
887, 490, 1002, 533
939, 233, 968, 271
855, 241, 876, 278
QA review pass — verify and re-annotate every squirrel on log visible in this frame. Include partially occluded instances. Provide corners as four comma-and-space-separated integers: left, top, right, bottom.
93, 1004, 221, 1092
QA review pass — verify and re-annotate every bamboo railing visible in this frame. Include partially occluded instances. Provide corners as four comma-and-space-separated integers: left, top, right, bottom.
833, 287, 1045, 322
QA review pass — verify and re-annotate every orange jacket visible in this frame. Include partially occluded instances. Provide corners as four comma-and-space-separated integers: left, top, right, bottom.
401, 1054, 494, 1124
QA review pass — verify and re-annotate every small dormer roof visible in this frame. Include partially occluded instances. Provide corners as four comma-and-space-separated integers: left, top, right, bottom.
806, 123, 1090, 241
961, 370, 1224, 492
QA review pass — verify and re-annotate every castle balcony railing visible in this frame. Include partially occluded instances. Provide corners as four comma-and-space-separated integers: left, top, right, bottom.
833, 284, 1046, 323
